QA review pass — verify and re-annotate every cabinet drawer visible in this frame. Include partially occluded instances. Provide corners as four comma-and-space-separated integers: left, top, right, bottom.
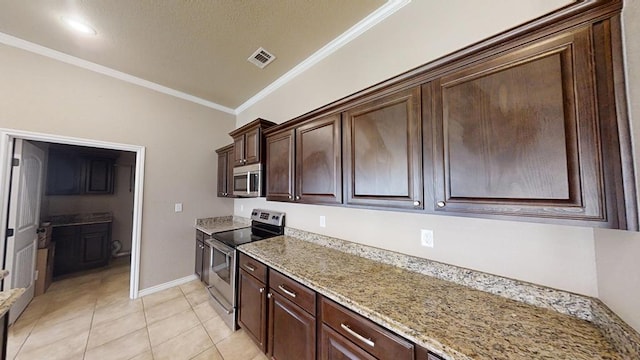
320, 297, 413, 360
238, 252, 267, 283
416, 345, 444, 360
269, 270, 316, 315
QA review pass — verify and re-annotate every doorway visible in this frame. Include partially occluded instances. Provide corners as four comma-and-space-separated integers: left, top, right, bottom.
0, 129, 145, 311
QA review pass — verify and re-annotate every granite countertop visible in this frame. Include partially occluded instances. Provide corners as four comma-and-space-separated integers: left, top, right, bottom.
239, 236, 623, 360
48, 212, 113, 227
195, 216, 250, 235
0, 270, 25, 317
0, 288, 25, 317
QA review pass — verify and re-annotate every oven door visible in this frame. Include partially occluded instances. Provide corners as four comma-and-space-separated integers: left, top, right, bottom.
206, 239, 235, 312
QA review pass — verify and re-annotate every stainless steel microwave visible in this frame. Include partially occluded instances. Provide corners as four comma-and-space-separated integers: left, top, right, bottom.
233, 163, 263, 197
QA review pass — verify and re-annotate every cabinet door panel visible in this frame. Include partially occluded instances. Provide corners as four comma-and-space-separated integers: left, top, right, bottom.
195, 240, 203, 280
46, 151, 84, 195
80, 223, 110, 269
268, 291, 316, 360
85, 158, 114, 194
217, 151, 228, 197
320, 324, 376, 360
296, 114, 342, 204
233, 135, 246, 166
266, 129, 295, 201
429, 27, 605, 222
344, 87, 423, 209
245, 128, 261, 165
226, 149, 234, 197
52, 226, 80, 276
238, 269, 267, 352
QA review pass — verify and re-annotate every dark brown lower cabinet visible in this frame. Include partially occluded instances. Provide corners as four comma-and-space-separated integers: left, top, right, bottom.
320, 324, 377, 360
237, 252, 427, 360
268, 291, 316, 360
53, 223, 111, 277
319, 297, 414, 360
238, 269, 268, 352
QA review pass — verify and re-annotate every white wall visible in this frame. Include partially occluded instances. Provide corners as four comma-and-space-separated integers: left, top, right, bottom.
0, 43, 236, 289
592, 0, 640, 334
236, 0, 601, 298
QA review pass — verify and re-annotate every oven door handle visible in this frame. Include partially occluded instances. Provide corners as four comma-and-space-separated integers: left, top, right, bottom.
209, 242, 233, 258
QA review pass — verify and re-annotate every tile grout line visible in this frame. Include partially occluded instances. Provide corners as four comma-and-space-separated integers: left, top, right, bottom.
181, 284, 219, 360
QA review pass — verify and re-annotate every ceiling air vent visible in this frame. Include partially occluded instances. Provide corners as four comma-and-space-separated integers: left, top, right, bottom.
248, 47, 276, 69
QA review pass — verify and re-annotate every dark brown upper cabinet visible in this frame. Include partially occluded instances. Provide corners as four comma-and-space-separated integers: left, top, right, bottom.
266, 114, 342, 204
215, 144, 234, 198
343, 87, 423, 210
229, 118, 276, 167
425, 25, 626, 227
46, 147, 116, 196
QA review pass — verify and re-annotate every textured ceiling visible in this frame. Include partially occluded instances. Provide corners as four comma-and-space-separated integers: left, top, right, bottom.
0, 0, 386, 110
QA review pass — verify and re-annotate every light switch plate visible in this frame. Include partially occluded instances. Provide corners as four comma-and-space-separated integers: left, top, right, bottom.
174, 203, 183, 212
320, 216, 326, 227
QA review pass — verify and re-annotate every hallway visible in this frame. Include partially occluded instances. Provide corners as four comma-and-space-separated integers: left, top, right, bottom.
7, 260, 266, 359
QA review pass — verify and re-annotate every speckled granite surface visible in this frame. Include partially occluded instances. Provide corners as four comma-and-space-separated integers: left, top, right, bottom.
283, 228, 640, 357
285, 228, 593, 319
49, 212, 113, 227
195, 215, 250, 235
239, 236, 629, 360
0, 288, 25, 317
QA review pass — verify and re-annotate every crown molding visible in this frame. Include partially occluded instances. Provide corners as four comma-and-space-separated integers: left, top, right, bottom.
0, 0, 410, 117
0, 32, 236, 115
234, 0, 411, 114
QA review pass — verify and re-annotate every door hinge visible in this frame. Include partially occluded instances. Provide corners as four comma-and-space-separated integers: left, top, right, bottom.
6, 228, 14, 237
12, 158, 19, 166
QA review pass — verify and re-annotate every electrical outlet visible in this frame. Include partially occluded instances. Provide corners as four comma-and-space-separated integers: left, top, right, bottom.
320, 216, 326, 228
174, 203, 183, 212
421, 229, 434, 248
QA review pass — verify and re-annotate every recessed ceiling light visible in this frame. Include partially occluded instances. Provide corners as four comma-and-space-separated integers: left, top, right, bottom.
61, 16, 97, 36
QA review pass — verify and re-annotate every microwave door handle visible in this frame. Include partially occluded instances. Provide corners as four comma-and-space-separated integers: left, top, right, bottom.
246, 171, 251, 195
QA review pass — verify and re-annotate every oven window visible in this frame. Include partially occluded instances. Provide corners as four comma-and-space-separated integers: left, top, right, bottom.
234, 174, 247, 193
211, 246, 231, 284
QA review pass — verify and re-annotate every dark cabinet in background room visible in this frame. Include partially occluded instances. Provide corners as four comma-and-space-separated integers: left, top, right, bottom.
53, 223, 111, 276
46, 147, 115, 195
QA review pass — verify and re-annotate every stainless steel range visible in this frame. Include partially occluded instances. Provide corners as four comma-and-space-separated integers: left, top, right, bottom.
206, 209, 285, 330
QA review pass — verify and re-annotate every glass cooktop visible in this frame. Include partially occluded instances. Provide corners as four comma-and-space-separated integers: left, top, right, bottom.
211, 226, 277, 248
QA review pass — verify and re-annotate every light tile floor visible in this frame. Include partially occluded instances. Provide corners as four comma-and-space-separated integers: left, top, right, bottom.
7, 260, 267, 360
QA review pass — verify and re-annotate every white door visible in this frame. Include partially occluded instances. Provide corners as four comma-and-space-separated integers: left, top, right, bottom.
5, 139, 45, 324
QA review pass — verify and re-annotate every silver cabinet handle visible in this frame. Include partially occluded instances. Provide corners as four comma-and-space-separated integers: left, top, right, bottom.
288, 195, 293, 200
295, 195, 301, 200
436, 201, 446, 208
278, 285, 297, 298
340, 323, 375, 347
244, 264, 255, 272
413, 200, 421, 206
267, 292, 272, 299
259, 287, 264, 293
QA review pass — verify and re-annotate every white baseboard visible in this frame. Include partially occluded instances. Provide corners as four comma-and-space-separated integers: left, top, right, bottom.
137, 274, 199, 298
